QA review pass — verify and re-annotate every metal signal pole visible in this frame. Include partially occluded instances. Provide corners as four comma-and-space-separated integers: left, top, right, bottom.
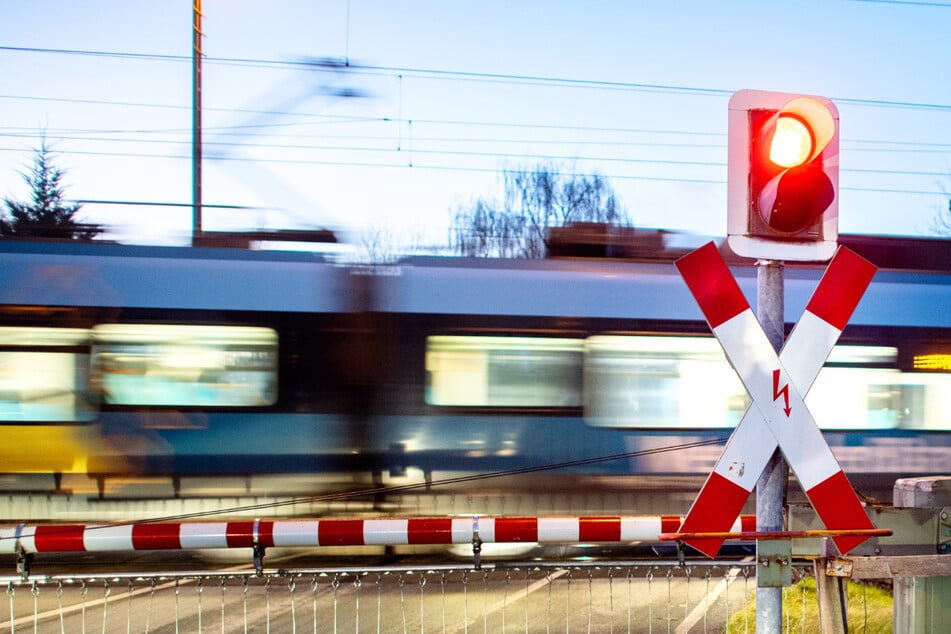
756, 258, 788, 633
192, 0, 203, 244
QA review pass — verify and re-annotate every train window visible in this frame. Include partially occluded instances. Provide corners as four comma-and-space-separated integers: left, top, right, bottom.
903, 373, 951, 430
0, 327, 94, 422
425, 336, 583, 407
91, 324, 278, 407
584, 335, 749, 428
807, 346, 951, 430
582, 338, 938, 430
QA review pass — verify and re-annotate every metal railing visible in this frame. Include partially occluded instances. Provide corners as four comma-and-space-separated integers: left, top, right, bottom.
3, 561, 775, 633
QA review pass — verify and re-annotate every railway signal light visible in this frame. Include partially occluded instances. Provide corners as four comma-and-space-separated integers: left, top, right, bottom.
727, 89, 839, 261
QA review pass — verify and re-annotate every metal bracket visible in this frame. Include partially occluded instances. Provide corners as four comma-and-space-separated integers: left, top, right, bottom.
757, 539, 792, 587
471, 515, 482, 570
252, 517, 265, 576
824, 557, 854, 578
939, 507, 950, 555
15, 548, 32, 580
13, 523, 31, 580
253, 543, 266, 576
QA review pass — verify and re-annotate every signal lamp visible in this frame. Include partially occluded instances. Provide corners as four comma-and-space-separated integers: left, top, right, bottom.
727, 90, 839, 261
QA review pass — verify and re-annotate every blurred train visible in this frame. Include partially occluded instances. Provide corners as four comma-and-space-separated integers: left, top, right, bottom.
0, 232, 948, 498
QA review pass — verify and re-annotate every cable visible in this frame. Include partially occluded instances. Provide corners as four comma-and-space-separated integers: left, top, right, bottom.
72, 199, 268, 209
4, 95, 950, 160
1, 143, 947, 196
852, 0, 951, 6
3, 45, 951, 112
7, 131, 949, 176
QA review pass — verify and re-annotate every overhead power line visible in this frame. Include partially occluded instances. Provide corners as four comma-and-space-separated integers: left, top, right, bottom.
853, 0, 951, 6
3, 45, 951, 112
3, 133, 947, 181
2, 145, 942, 198
3, 93, 951, 156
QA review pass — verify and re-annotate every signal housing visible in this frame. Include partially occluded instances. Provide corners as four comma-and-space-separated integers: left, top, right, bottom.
727, 89, 839, 261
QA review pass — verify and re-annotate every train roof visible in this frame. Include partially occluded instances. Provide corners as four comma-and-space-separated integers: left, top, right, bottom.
382, 234, 950, 328
0, 234, 947, 327
0, 239, 349, 313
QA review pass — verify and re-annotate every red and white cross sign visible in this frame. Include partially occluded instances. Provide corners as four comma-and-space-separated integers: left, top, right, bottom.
674, 242, 878, 558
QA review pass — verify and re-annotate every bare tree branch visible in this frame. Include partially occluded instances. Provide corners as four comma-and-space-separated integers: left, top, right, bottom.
451, 163, 631, 258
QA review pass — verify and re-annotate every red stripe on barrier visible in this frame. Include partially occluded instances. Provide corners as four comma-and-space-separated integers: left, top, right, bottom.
33, 525, 87, 552
807, 470, 875, 554
225, 521, 255, 548
494, 517, 538, 542
660, 515, 682, 534
224, 521, 274, 548
257, 521, 274, 547
740, 515, 758, 532
806, 247, 877, 331
675, 242, 750, 329
578, 517, 621, 542
678, 472, 752, 558
408, 518, 454, 544
318, 519, 366, 546
132, 523, 182, 550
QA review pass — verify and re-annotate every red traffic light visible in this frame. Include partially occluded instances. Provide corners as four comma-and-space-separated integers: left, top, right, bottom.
727, 90, 839, 261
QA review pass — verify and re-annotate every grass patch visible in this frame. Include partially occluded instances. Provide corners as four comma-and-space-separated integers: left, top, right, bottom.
726, 576, 892, 633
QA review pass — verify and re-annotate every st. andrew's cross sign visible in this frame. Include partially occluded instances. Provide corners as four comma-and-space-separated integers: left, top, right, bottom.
674, 242, 878, 558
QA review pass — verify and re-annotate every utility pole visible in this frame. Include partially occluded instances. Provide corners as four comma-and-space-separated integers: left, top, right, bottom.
192, 0, 203, 245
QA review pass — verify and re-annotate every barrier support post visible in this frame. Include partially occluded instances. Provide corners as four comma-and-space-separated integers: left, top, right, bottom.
814, 539, 848, 634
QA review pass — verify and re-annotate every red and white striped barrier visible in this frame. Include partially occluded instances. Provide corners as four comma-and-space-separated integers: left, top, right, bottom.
1, 515, 757, 554
675, 243, 877, 558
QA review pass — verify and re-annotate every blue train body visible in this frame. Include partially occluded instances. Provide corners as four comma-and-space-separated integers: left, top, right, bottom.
0, 236, 948, 485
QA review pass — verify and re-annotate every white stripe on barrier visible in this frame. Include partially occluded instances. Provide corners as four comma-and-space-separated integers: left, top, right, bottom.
620, 517, 663, 541
84, 524, 133, 552
179, 521, 229, 549
272, 521, 318, 547
478, 518, 497, 543
538, 517, 579, 542
12, 527, 36, 555
364, 519, 410, 545
452, 518, 473, 544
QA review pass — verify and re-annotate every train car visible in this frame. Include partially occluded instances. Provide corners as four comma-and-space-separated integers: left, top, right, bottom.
367, 241, 951, 488
0, 240, 359, 490
0, 235, 948, 501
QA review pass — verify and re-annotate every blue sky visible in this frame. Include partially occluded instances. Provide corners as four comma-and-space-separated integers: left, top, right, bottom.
2, 1, 950, 248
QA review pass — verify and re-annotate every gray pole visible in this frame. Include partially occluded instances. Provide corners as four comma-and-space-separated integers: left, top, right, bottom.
756, 259, 787, 632
191, 0, 203, 245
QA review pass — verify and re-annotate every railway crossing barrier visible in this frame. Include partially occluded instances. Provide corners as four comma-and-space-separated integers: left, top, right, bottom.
2, 514, 754, 577
2, 482, 950, 632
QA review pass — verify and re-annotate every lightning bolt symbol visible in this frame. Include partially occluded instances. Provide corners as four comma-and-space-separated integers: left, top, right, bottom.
772, 368, 791, 417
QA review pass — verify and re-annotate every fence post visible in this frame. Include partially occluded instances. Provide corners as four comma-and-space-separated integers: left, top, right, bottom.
813, 539, 847, 634
892, 477, 951, 633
